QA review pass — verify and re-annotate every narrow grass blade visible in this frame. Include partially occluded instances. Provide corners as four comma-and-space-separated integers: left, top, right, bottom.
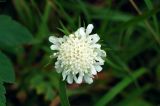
36, 0, 52, 41
77, 0, 90, 23
144, 0, 159, 34
95, 68, 146, 106
116, 84, 151, 106
59, 21, 70, 35
108, 7, 160, 34
105, 58, 124, 71
54, 0, 75, 27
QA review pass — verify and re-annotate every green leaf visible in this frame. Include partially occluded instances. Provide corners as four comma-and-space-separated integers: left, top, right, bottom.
0, 51, 15, 83
95, 68, 146, 106
0, 82, 6, 106
0, 15, 33, 47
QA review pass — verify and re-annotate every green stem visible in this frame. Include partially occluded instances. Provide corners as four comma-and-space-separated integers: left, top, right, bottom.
59, 77, 70, 106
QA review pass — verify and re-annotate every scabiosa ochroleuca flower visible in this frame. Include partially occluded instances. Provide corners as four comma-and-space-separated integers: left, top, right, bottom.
49, 24, 106, 84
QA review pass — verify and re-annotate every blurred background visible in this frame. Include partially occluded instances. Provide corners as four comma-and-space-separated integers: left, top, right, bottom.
0, 0, 160, 106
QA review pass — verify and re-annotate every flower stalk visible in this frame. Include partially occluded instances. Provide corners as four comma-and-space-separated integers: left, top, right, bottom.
59, 76, 70, 106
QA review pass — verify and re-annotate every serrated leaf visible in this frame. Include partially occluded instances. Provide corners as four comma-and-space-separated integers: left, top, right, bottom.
0, 51, 15, 83
0, 15, 33, 47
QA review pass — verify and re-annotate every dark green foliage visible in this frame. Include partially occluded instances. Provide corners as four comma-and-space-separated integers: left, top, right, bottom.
0, 14, 33, 105
0, 51, 15, 105
0, 82, 6, 106
0, 15, 33, 47
0, 52, 15, 83
0, 0, 160, 106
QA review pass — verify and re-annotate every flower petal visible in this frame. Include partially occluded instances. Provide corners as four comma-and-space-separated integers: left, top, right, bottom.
49, 36, 59, 45
56, 67, 63, 73
95, 57, 105, 65
63, 36, 68, 41
50, 45, 59, 50
89, 34, 100, 43
67, 74, 73, 84
92, 44, 101, 48
74, 31, 79, 37
74, 27, 85, 38
95, 65, 102, 72
75, 27, 86, 38
74, 73, 83, 84
50, 53, 58, 58
91, 65, 97, 75
86, 24, 94, 35
58, 38, 65, 44
84, 75, 93, 84
78, 27, 86, 37
99, 50, 106, 57
62, 71, 67, 80
55, 61, 63, 73
69, 34, 74, 38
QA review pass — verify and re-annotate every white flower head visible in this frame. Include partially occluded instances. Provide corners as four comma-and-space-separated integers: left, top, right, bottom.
49, 24, 106, 84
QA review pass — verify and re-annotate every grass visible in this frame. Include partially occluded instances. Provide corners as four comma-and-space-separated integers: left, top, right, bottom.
0, 0, 160, 106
